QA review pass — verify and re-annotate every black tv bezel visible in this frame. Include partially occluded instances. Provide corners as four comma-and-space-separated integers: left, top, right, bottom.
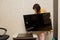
23, 13, 52, 32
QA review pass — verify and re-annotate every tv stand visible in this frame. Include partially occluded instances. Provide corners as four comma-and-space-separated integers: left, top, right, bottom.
13, 31, 53, 40
13, 33, 36, 40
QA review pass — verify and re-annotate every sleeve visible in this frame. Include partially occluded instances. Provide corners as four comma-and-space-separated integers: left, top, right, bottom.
40, 8, 45, 13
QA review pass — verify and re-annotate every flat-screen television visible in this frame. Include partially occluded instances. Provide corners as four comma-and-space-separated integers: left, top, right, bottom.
23, 13, 52, 31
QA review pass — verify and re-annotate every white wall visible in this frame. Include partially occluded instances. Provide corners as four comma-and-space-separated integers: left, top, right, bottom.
0, 0, 53, 40
0, 0, 26, 40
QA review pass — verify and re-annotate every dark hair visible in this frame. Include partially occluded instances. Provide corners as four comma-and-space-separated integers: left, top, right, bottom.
33, 4, 41, 13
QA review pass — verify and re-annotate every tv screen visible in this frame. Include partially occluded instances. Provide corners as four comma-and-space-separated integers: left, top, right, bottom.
23, 13, 52, 31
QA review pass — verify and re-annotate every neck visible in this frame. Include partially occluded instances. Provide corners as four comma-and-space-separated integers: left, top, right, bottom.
36, 11, 40, 14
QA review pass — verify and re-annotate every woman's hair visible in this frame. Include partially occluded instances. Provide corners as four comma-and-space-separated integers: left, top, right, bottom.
33, 4, 41, 13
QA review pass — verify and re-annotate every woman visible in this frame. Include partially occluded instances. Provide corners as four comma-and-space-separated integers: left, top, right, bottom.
32, 4, 53, 40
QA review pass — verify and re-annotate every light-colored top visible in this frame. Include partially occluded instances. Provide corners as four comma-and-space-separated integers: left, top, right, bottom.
40, 8, 45, 13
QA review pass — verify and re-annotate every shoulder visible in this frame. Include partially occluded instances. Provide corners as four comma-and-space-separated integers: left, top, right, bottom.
40, 8, 45, 13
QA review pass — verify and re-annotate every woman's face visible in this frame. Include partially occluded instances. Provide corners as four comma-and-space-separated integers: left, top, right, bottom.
33, 9, 37, 14
33, 9, 40, 14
